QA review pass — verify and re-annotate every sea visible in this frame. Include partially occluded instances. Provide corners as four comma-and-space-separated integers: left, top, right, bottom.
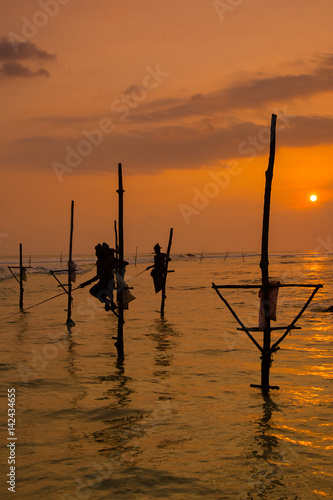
0, 251, 332, 499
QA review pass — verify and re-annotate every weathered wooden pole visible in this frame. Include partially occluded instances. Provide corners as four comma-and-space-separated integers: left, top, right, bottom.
115, 163, 125, 358
19, 243, 24, 309
135, 246, 138, 267
66, 200, 75, 326
259, 114, 277, 392
161, 228, 173, 317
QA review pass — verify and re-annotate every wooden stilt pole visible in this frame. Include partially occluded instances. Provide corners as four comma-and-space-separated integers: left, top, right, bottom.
114, 220, 118, 255
19, 243, 24, 310
259, 114, 277, 393
116, 163, 125, 359
213, 114, 322, 391
135, 246, 138, 267
161, 228, 173, 317
66, 200, 75, 327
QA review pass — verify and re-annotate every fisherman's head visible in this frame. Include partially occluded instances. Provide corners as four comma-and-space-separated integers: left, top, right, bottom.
95, 244, 105, 258
154, 243, 161, 254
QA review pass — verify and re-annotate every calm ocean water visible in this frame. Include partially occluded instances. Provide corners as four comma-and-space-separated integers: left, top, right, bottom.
0, 252, 332, 499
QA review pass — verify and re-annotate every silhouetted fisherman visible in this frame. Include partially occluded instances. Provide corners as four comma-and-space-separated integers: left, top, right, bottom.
79, 243, 128, 311
146, 243, 171, 293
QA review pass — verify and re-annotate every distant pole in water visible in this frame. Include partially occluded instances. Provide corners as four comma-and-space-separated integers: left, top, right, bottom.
19, 243, 24, 309
161, 228, 173, 317
200, 250, 204, 262
224, 249, 229, 260
242, 252, 245, 262
116, 163, 125, 359
60, 250, 63, 266
28, 254, 32, 267
134, 246, 138, 267
66, 200, 75, 327
259, 113, 277, 393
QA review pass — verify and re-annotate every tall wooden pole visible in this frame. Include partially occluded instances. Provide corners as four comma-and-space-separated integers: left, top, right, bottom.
161, 228, 173, 317
116, 163, 125, 358
114, 220, 118, 255
259, 114, 277, 392
19, 243, 24, 310
66, 200, 75, 326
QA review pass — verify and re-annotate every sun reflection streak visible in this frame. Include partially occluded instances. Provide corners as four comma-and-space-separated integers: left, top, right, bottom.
273, 434, 333, 450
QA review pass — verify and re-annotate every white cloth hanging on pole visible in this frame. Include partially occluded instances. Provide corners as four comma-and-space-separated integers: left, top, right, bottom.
115, 272, 136, 309
259, 280, 281, 329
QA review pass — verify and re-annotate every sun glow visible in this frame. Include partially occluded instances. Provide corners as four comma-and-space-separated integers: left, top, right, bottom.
310, 194, 318, 202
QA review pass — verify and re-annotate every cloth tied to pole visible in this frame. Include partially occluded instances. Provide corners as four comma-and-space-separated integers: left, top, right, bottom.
115, 273, 136, 309
69, 260, 77, 282
22, 268, 27, 281
259, 280, 281, 329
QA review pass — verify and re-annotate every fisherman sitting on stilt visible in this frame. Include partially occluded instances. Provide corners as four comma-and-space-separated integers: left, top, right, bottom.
79, 243, 128, 311
146, 243, 171, 294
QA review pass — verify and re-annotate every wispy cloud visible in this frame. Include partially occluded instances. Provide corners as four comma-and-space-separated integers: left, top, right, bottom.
2, 115, 333, 175
124, 53, 333, 123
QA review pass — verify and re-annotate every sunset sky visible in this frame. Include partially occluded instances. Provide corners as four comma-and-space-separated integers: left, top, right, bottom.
1, 0, 333, 256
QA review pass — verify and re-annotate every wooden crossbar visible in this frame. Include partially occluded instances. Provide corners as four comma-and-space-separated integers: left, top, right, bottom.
237, 326, 301, 332
213, 284, 322, 289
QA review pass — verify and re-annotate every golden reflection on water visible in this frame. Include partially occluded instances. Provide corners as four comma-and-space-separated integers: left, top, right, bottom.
273, 434, 333, 450
295, 366, 333, 379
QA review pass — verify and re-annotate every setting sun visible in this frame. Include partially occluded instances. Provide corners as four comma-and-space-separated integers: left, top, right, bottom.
310, 194, 318, 202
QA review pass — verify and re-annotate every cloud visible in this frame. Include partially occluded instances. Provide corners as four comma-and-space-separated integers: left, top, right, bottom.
0, 62, 49, 79
0, 36, 55, 61
0, 36, 55, 80
125, 53, 333, 124
1, 115, 333, 176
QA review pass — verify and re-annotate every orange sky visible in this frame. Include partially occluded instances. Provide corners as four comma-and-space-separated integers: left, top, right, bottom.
1, 0, 333, 256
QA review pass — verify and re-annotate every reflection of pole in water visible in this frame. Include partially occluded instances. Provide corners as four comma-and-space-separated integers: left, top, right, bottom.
240, 394, 292, 499
98, 359, 134, 408
66, 333, 77, 378
149, 318, 179, 372
254, 394, 279, 460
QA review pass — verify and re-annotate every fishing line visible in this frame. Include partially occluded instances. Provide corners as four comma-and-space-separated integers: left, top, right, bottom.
127, 268, 149, 282
0, 286, 82, 323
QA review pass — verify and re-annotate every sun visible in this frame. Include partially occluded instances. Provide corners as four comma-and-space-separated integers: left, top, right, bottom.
310, 194, 317, 202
